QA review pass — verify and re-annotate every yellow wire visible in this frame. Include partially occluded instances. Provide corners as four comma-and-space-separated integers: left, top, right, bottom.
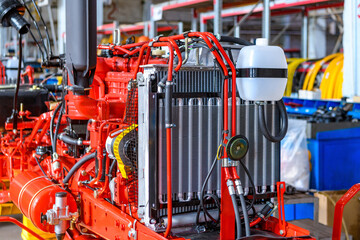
286, 58, 306, 97
216, 144, 222, 160
303, 53, 342, 91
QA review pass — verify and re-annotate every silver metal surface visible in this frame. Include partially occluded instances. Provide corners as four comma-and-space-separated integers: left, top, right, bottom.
301, 11, 309, 59
213, 0, 222, 35
262, 0, 271, 41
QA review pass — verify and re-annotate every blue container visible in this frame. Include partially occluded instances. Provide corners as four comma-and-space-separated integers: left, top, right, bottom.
308, 127, 360, 190
284, 203, 314, 221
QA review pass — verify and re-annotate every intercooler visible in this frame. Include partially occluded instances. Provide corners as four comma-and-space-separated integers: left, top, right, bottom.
137, 65, 280, 224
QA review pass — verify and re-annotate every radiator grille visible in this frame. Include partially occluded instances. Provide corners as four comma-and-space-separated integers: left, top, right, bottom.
138, 67, 280, 219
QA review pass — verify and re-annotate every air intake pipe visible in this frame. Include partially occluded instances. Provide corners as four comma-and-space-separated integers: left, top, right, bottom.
65, 0, 97, 92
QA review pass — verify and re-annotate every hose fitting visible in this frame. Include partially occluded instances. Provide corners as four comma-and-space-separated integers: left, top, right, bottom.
234, 179, 244, 195
226, 179, 236, 196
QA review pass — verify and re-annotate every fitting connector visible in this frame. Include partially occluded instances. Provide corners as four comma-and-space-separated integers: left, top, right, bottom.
226, 179, 236, 196
234, 179, 244, 195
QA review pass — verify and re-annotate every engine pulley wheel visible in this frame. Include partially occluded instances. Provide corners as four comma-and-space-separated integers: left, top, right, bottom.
226, 135, 249, 161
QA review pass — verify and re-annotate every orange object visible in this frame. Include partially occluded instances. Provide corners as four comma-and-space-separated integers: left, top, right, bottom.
138, 35, 150, 43
9, 171, 77, 233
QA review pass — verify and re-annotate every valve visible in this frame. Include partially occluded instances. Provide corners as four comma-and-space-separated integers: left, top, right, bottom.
43, 192, 79, 240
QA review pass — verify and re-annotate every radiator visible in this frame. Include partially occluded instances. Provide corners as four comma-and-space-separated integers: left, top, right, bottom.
138, 66, 280, 224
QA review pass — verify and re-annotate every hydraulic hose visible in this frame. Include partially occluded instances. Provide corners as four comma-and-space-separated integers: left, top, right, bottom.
227, 180, 242, 239
218, 35, 253, 46
63, 152, 96, 184
230, 194, 242, 239
50, 101, 63, 149
239, 194, 250, 236
258, 100, 288, 142
52, 102, 64, 153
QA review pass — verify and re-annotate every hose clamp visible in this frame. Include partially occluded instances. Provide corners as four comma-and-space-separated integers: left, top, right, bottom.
222, 158, 239, 167
149, 34, 164, 47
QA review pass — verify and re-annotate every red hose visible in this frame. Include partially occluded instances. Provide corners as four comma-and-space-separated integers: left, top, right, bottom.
202, 33, 237, 136
0, 216, 45, 240
250, 217, 261, 227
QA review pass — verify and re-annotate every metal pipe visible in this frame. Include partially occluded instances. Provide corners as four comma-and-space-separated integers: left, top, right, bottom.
213, 0, 223, 35
262, 0, 271, 41
301, 10, 308, 59
191, 8, 198, 31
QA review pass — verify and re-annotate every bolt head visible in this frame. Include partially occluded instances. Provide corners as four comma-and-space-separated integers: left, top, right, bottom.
94, 190, 99, 198
81, 170, 87, 176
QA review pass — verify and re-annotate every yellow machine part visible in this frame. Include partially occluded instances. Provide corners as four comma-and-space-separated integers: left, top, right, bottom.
21, 216, 56, 240
320, 54, 344, 99
113, 124, 138, 179
0, 202, 21, 215
285, 58, 307, 96
303, 53, 342, 91
334, 67, 344, 99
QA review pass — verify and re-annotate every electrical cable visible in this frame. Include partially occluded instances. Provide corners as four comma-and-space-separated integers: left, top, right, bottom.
34, 156, 50, 181
26, 26, 45, 61
218, 35, 253, 46
30, 0, 53, 56
49, 101, 62, 150
195, 153, 220, 227
11, 34, 23, 130
239, 160, 256, 212
22, 1, 49, 60
258, 100, 288, 143
51, 102, 64, 154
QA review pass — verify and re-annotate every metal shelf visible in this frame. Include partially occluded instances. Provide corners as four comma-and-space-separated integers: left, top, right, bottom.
200, 0, 343, 21
97, 22, 179, 35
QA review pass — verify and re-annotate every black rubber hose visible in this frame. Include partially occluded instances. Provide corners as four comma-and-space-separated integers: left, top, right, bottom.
34, 156, 50, 181
100, 153, 106, 182
218, 35, 253, 46
52, 102, 64, 153
58, 133, 83, 146
231, 194, 242, 239
109, 159, 117, 178
49, 101, 62, 149
258, 100, 288, 142
63, 152, 96, 184
239, 193, 250, 236
239, 160, 256, 212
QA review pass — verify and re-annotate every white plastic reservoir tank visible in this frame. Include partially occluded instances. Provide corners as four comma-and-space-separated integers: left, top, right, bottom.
236, 38, 287, 101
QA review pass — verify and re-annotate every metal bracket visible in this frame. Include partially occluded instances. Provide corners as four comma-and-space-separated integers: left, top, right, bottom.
148, 34, 164, 47
276, 182, 286, 236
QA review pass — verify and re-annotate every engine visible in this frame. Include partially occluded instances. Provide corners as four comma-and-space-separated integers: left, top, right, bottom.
0, 1, 314, 240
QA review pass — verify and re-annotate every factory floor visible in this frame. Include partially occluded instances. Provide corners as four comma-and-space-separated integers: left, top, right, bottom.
0, 214, 22, 240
